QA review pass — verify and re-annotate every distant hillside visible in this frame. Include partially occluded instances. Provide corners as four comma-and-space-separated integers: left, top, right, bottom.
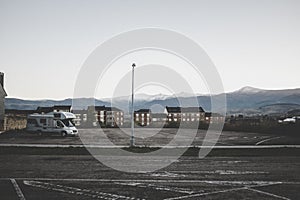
5, 98, 110, 110
5, 86, 300, 116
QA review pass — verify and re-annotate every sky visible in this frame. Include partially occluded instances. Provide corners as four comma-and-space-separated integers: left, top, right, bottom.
0, 0, 299, 99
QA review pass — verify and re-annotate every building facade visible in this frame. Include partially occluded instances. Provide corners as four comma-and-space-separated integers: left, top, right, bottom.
164, 106, 205, 123
134, 109, 151, 126
0, 72, 7, 130
87, 106, 124, 127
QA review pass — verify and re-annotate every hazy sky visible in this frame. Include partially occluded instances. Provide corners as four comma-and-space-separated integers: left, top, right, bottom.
0, 0, 299, 99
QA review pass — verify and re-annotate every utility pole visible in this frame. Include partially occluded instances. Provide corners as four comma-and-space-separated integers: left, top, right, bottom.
130, 63, 136, 147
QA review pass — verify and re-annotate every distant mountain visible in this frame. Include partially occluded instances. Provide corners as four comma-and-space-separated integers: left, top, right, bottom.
5, 86, 300, 116
5, 98, 110, 111
234, 86, 263, 93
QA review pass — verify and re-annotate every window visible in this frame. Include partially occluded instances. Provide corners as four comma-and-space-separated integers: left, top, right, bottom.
56, 120, 64, 128
54, 113, 61, 118
136, 113, 139, 117
27, 119, 38, 126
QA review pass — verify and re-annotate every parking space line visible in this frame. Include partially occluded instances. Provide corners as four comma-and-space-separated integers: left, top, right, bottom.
164, 187, 247, 200
2, 178, 298, 185
256, 137, 281, 145
10, 179, 26, 200
246, 188, 290, 200
23, 180, 144, 200
163, 181, 282, 199
114, 182, 195, 194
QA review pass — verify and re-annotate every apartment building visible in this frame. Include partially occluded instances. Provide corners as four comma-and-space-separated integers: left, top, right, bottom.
164, 106, 205, 122
134, 109, 151, 126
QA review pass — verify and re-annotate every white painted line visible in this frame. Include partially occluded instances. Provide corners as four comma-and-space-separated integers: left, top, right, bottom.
114, 182, 195, 194
10, 179, 26, 200
246, 188, 290, 200
168, 170, 268, 175
1, 178, 297, 185
164, 186, 248, 200
163, 181, 282, 200
256, 137, 281, 145
23, 180, 144, 200
1, 143, 300, 149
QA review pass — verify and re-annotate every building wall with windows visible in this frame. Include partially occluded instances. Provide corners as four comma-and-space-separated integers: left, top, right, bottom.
164, 106, 205, 123
73, 110, 88, 127
134, 109, 151, 126
87, 106, 124, 127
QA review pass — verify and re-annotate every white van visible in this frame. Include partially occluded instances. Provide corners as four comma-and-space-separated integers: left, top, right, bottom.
26, 112, 78, 137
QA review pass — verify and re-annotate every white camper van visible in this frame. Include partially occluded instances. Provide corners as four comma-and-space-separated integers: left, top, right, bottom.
26, 112, 78, 137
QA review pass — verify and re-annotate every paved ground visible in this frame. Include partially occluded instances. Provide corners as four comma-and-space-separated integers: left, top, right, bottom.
0, 147, 300, 200
1, 129, 300, 199
1, 128, 300, 146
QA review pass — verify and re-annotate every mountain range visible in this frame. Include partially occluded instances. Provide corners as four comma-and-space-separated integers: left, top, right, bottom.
5, 86, 300, 116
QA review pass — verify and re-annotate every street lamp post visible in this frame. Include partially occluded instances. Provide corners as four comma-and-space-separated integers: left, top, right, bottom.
130, 63, 136, 147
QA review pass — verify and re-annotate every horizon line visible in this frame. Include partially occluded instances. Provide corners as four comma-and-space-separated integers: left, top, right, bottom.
5, 86, 300, 101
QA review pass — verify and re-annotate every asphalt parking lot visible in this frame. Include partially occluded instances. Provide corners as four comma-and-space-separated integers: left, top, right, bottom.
1, 128, 299, 146
0, 128, 300, 199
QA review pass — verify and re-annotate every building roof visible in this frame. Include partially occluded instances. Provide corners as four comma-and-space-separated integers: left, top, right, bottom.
5, 109, 36, 115
105, 107, 122, 112
35, 105, 72, 113
91, 106, 106, 111
165, 106, 205, 113
89, 106, 122, 112
53, 105, 71, 110
165, 106, 181, 113
182, 107, 205, 113
135, 109, 151, 113
36, 106, 53, 113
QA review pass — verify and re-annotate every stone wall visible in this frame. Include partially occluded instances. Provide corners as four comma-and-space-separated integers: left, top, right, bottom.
4, 114, 27, 130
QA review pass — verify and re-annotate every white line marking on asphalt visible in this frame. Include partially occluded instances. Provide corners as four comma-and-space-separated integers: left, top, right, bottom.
114, 182, 196, 194
246, 188, 290, 200
1, 178, 297, 185
168, 170, 268, 175
164, 186, 248, 200
163, 181, 282, 199
1, 143, 300, 148
10, 179, 26, 200
256, 137, 282, 145
23, 180, 144, 200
